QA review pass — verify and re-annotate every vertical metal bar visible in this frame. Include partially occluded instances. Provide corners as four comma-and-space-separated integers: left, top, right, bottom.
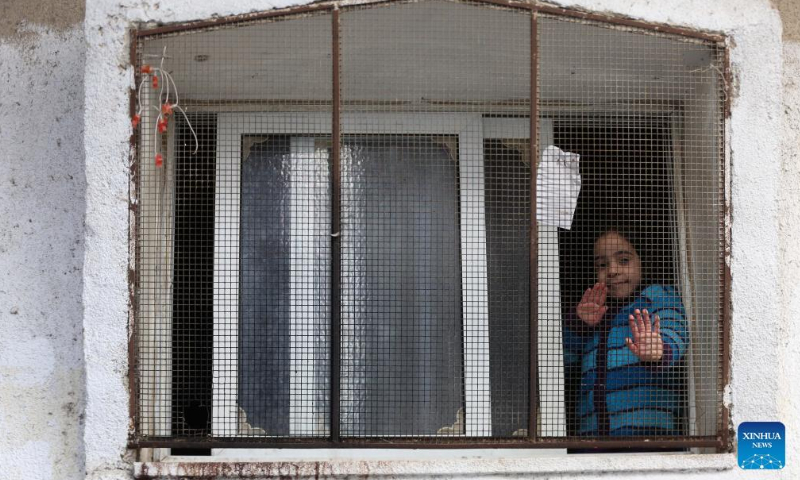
720, 267, 732, 450
330, 6, 342, 444
128, 29, 141, 440
719, 43, 732, 453
528, 8, 539, 441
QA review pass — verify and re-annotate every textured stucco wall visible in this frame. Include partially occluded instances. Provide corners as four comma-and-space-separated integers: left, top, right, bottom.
0, 2, 87, 479
81, 0, 790, 478
2, 0, 795, 479
0, 0, 779, 478
776, 0, 800, 476
0, 1, 85, 39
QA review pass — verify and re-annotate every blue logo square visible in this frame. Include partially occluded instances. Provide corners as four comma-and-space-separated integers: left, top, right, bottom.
739, 422, 785, 470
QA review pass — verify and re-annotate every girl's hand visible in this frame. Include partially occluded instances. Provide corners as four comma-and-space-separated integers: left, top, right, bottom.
576, 283, 608, 326
625, 309, 663, 362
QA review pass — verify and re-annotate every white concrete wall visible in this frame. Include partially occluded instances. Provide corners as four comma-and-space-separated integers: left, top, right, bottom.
82, 1, 790, 478
0, 5, 87, 479
2, 0, 798, 478
777, 0, 800, 476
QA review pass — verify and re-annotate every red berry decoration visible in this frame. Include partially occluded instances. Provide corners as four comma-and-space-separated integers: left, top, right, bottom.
155, 153, 163, 168
141, 65, 152, 74
152, 75, 159, 89
161, 103, 173, 116
132, 114, 140, 128
157, 118, 168, 133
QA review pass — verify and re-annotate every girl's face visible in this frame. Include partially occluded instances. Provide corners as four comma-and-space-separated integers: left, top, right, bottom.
594, 231, 642, 299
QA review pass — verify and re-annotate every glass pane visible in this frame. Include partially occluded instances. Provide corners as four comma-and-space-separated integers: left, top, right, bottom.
239, 135, 331, 436
484, 139, 530, 437
340, 135, 464, 437
340, 0, 532, 440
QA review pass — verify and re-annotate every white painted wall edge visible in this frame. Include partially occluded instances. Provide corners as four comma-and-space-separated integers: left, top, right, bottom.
134, 453, 736, 478
82, 0, 786, 477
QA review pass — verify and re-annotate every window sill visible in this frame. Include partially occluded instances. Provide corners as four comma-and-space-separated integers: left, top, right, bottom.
134, 452, 736, 478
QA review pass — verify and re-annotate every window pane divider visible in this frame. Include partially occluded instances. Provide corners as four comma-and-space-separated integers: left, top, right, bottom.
528, 8, 539, 442
330, 5, 342, 444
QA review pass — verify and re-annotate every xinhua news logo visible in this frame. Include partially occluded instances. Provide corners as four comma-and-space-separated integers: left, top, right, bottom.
738, 422, 785, 470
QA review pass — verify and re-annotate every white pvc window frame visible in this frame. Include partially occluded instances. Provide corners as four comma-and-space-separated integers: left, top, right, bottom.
137, 112, 569, 445
214, 112, 496, 437
212, 113, 567, 439
483, 117, 565, 438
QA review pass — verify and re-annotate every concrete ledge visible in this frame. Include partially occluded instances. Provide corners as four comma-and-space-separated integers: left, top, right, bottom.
134, 453, 736, 478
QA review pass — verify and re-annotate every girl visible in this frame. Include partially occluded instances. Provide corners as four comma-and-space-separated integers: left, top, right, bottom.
563, 226, 689, 438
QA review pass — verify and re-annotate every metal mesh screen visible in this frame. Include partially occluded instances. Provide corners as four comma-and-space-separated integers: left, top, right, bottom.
133, 0, 726, 448
538, 15, 725, 444
339, 0, 532, 440
135, 11, 334, 441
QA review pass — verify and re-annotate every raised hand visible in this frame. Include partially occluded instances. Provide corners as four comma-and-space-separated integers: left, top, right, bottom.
625, 309, 663, 362
576, 282, 608, 326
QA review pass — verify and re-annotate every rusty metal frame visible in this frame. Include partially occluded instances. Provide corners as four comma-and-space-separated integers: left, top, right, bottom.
131, 436, 722, 449
330, 6, 342, 443
528, 8, 539, 441
719, 44, 734, 453
128, 0, 731, 452
132, 0, 726, 42
128, 31, 141, 443
134, 3, 336, 39
535, 4, 723, 43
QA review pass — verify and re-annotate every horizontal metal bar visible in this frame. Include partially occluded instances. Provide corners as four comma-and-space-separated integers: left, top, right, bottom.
468, 0, 533, 11
134, 3, 335, 39
131, 436, 722, 450
335, 0, 533, 13
133, 0, 724, 45
533, 3, 724, 43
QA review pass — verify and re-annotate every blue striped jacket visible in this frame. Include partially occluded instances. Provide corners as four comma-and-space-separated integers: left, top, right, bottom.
563, 285, 689, 436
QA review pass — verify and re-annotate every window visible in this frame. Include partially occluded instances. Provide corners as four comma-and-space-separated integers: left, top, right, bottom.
133, 0, 727, 450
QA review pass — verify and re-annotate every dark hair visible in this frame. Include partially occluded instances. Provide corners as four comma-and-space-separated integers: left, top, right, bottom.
590, 221, 674, 287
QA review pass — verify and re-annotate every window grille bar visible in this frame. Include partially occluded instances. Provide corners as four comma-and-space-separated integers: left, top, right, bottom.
130, 0, 729, 450
129, 30, 140, 437
133, 3, 335, 39
331, 6, 342, 444
132, 436, 723, 449
721, 266, 731, 451
132, 2, 725, 45
528, 8, 539, 441
533, 4, 724, 43
720, 47, 732, 452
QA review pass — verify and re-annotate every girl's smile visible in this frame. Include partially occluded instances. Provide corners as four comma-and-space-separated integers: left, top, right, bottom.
594, 232, 642, 299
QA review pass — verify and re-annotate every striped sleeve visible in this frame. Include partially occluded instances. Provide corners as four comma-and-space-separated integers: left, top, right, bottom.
562, 309, 587, 367
641, 285, 689, 367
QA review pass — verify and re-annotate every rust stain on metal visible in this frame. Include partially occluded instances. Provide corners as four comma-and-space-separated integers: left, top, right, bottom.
723, 44, 734, 119
128, 27, 141, 435
719, 43, 733, 451
535, 2, 725, 43
128, 264, 138, 438
468, 0, 534, 11
132, 436, 721, 450
135, 2, 336, 39
131, 0, 726, 43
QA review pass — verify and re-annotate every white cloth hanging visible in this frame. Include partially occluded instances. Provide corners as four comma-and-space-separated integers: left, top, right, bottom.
536, 145, 581, 230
